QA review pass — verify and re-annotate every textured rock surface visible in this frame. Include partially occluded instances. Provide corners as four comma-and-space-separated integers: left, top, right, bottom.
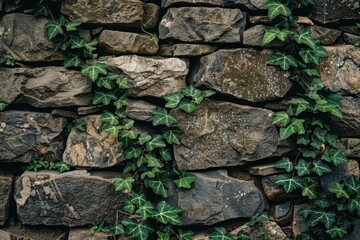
106, 55, 188, 97
159, 7, 246, 43
168, 170, 268, 225
310, 26, 342, 45
68, 228, 111, 240
191, 48, 292, 102
243, 25, 284, 47
292, 204, 310, 236
172, 99, 280, 170
310, 0, 360, 23
247, 163, 283, 176
0, 225, 68, 240
98, 30, 158, 55
343, 33, 360, 45
143, 3, 160, 29
14, 170, 124, 226
63, 115, 124, 168
262, 174, 298, 202
340, 138, 360, 158
0, 13, 62, 61
331, 96, 360, 137
126, 100, 157, 122
232, 221, 287, 240
321, 46, 360, 95
0, 67, 92, 108
0, 111, 66, 162
158, 44, 217, 57
162, 0, 266, 9
274, 201, 293, 226
0, 173, 12, 225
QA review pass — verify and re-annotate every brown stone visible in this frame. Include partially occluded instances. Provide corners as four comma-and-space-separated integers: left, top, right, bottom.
51, 109, 79, 119
126, 100, 157, 122
340, 138, 360, 158
63, 115, 124, 168
310, 26, 342, 45
243, 25, 284, 47
292, 204, 311, 236
162, 0, 266, 9
78, 105, 104, 116
249, 16, 313, 25
0, 172, 12, 225
231, 221, 287, 240
0, 225, 68, 240
68, 228, 112, 240
143, 3, 160, 29
158, 44, 217, 57
247, 164, 284, 176
262, 174, 299, 202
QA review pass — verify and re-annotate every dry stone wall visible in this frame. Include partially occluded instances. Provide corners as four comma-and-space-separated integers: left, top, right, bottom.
0, 0, 359, 239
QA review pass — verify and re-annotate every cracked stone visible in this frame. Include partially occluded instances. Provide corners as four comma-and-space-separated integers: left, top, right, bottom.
0, 225, 68, 240
310, 26, 342, 45
158, 44, 217, 57
162, 0, 266, 9
339, 138, 360, 158
0, 172, 13, 225
126, 100, 157, 122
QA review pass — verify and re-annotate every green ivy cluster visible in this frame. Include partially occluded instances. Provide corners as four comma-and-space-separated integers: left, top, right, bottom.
26, 158, 70, 173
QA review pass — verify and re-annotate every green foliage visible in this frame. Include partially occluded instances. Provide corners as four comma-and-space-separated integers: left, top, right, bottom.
0, 102, 8, 111
209, 227, 234, 240
27, 158, 70, 173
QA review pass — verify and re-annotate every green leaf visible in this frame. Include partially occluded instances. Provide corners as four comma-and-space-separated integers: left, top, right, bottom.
102, 124, 120, 137
116, 76, 129, 89
120, 130, 139, 140
123, 162, 136, 173
292, 29, 317, 50
237, 231, 250, 240
297, 136, 310, 145
121, 118, 135, 130
135, 201, 154, 219
145, 154, 164, 168
275, 175, 303, 193
164, 92, 184, 108
138, 133, 152, 145
313, 127, 327, 143
279, 118, 305, 140
122, 218, 154, 240
69, 36, 86, 49
181, 85, 201, 98
92, 91, 117, 105
345, 176, 360, 194
331, 149, 348, 166
153, 108, 178, 127
64, 53, 81, 67
123, 200, 135, 214
55, 162, 70, 173
178, 98, 197, 113
125, 147, 142, 159
81, 62, 107, 82
303, 69, 320, 77
314, 100, 342, 118
111, 224, 124, 236
203, 90, 216, 97
137, 156, 148, 168
159, 147, 173, 161
153, 201, 182, 226
295, 159, 311, 176
302, 183, 317, 199
162, 128, 182, 145
267, 51, 298, 70
263, 27, 291, 45
274, 157, 293, 172
114, 93, 129, 109
263, 0, 292, 21
209, 227, 234, 240
174, 172, 197, 189
348, 197, 360, 213
177, 229, 194, 240
191, 91, 206, 105
0, 102, 8, 111
130, 193, 147, 207
146, 179, 168, 198
157, 231, 170, 240
326, 226, 347, 238
272, 111, 290, 127
115, 176, 135, 192
44, 21, 63, 39
65, 21, 81, 31
146, 134, 166, 151
141, 167, 160, 179
314, 199, 331, 208
100, 111, 119, 126
33, 4, 49, 16
329, 183, 350, 199
312, 160, 332, 176
299, 48, 321, 65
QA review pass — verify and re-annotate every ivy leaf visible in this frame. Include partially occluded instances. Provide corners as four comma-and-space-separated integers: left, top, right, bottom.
113, 93, 129, 109
203, 90, 216, 97
177, 229, 194, 240
145, 154, 164, 168
314, 100, 342, 118
331, 149, 348, 166
102, 124, 120, 137
121, 118, 135, 130
70, 36, 86, 49
297, 136, 310, 145
135, 201, 154, 219
153, 108, 178, 127
302, 183, 317, 199
92, 91, 117, 105
267, 51, 298, 70
174, 172, 197, 189
345, 176, 360, 194
263, 27, 291, 45
159, 147, 173, 162
312, 160, 332, 176
0, 102, 8, 111
81, 62, 107, 82
162, 128, 182, 145
237, 231, 250, 240
263, 0, 292, 21
122, 218, 154, 240
275, 175, 303, 193
123, 200, 135, 214
348, 197, 360, 213
125, 147, 142, 159
181, 85, 201, 98
153, 201, 182, 226
44, 21, 63, 39
295, 159, 311, 176
191, 91, 206, 105
64, 53, 81, 67
146, 179, 168, 197
138, 133, 152, 145
292, 29, 317, 50
178, 98, 198, 113
320, 211, 336, 229
329, 183, 350, 199
313, 127, 327, 143
116, 76, 129, 89
314, 199, 331, 208
303, 69, 320, 77
209, 227, 234, 240
141, 167, 160, 179
274, 157, 293, 172
111, 224, 124, 236
299, 48, 321, 65
130, 193, 147, 207
55, 162, 70, 173
157, 231, 170, 240
279, 118, 305, 140
33, 4, 49, 16
65, 21, 81, 31
115, 176, 135, 192
146, 134, 166, 151
272, 111, 290, 127
326, 226, 348, 238
120, 130, 139, 140
164, 92, 184, 108
137, 156, 148, 168
100, 111, 119, 126
123, 162, 136, 173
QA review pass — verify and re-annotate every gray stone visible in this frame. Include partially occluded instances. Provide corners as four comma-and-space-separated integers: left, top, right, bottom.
51, 109, 79, 119
162, 0, 266, 9
126, 100, 157, 122
321, 46, 360, 95
159, 7, 246, 43
0, 111, 66, 163
0, 13, 62, 61
340, 26, 360, 36
292, 204, 310, 236
343, 33, 360, 45
98, 30, 158, 55
274, 201, 293, 226
310, 26, 342, 45
172, 99, 281, 171
0, 67, 92, 108
340, 138, 360, 158
191, 48, 292, 102
14, 170, 125, 226
78, 105, 103, 116
0, 173, 12, 225
106, 55, 188, 98
168, 170, 268, 225
310, 0, 360, 24
143, 3, 160, 29
63, 115, 124, 168
158, 44, 217, 57
68, 228, 111, 240
243, 25, 284, 47
331, 96, 360, 137
0, 225, 68, 240
247, 163, 284, 176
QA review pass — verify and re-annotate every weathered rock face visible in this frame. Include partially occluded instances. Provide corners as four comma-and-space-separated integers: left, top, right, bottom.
159, 7, 246, 43
0, 173, 12, 225
247, 163, 283, 176
243, 25, 284, 47
0, 67, 92, 108
14, 170, 124, 226
106, 55, 188, 98
0, 13, 62, 61
172, 99, 280, 170
168, 170, 268, 225
274, 201, 293, 226
162, 0, 266, 9
68, 228, 111, 240
0, 111, 66, 162
0, 225, 68, 240
331, 96, 360, 137
321, 46, 360, 95
63, 115, 124, 168
191, 48, 292, 102
310, 26, 342, 45
343, 33, 360, 45
340, 138, 360, 158
261, 174, 298, 202
231, 221, 287, 240
126, 100, 157, 122
98, 30, 158, 55
143, 3, 160, 29
158, 44, 217, 57
310, 0, 360, 24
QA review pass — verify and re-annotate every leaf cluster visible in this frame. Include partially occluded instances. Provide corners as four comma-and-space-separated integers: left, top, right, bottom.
26, 158, 70, 173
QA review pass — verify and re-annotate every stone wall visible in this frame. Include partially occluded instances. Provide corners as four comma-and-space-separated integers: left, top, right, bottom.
0, 0, 360, 239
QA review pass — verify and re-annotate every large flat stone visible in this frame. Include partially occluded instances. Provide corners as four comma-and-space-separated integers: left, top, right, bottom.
0, 225, 68, 240
0, 13, 63, 61
106, 55, 188, 98
126, 100, 157, 122
68, 228, 111, 240
63, 115, 124, 168
0, 172, 12, 225
162, 0, 266, 9
159, 7, 246, 43
14, 170, 125, 226
0, 67, 92, 108
310, 26, 342, 45
321, 45, 360, 95
158, 44, 217, 57
168, 170, 268, 225
243, 25, 284, 47
331, 96, 360, 137
172, 99, 281, 170
0, 111, 66, 162
191, 48, 292, 102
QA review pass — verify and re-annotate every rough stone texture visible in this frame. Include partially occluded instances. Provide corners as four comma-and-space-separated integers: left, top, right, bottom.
247, 163, 283, 176
292, 204, 310, 236
0, 13, 62, 61
274, 201, 293, 226
159, 7, 246, 43
0, 67, 92, 108
340, 26, 360, 36
68, 228, 111, 240
168, 170, 268, 225
158, 44, 217, 57
331, 96, 360, 137
162, 0, 266, 9
243, 25, 284, 47
310, 26, 342, 45
51, 109, 78, 119
343, 33, 360, 45
0, 173, 13, 225
106, 55, 188, 98
143, 3, 160, 29
0, 225, 68, 240
231, 221, 287, 240
340, 138, 360, 158
321, 45, 360, 95
310, 0, 360, 24
249, 16, 314, 26
172, 99, 281, 170
344, 225, 360, 240
0, 111, 66, 163
262, 174, 298, 202
126, 100, 157, 122
98, 30, 158, 55
191, 48, 292, 102
78, 106, 103, 116
14, 170, 124, 226
63, 115, 124, 168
